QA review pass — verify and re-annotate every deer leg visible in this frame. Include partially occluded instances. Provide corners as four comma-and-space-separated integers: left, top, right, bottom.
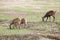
49, 17, 51, 22
42, 17, 44, 21
18, 24, 20, 29
15, 23, 18, 29
13, 22, 17, 29
46, 17, 48, 22
19, 23, 21, 29
53, 16, 55, 22
23, 24, 25, 28
23, 22, 26, 28
9, 22, 13, 29
18, 22, 20, 29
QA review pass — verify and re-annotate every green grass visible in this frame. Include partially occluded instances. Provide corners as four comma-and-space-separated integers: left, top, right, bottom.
55, 12, 60, 22
0, 8, 11, 12
34, 0, 60, 2
0, 12, 60, 35
0, 29, 32, 35
0, 14, 13, 20
0, 6, 60, 35
0, 13, 44, 22
0, 24, 33, 35
11, 7, 38, 13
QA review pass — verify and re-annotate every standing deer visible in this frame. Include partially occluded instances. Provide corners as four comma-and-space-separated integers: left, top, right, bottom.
42, 10, 56, 22
9, 18, 27, 29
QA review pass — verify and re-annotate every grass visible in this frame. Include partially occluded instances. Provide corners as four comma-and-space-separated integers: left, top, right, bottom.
0, 29, 32, 35
0, 14, 13, 20
0, 24, 33, 35
0, 6, 60, 35
0, 12, 60, 35
11, 7, 38, 13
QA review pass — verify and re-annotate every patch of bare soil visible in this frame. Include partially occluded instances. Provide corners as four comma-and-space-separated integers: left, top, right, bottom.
0, 33, 56, 40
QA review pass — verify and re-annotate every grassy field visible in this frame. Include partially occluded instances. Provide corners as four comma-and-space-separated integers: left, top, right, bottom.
0, 0, 60, 36
0, 8, 60, 35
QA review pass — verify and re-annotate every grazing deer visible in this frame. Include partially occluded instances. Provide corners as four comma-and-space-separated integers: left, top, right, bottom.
42, 10, 56, 22
9, 18, 27, 29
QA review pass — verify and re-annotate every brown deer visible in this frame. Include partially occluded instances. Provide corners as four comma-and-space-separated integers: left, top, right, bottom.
42, 10, 56, 22
9, 18, 27, 29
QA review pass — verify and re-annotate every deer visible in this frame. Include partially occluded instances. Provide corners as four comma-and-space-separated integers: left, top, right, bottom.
42, 10, 56, 22
9, 18, 27, 29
